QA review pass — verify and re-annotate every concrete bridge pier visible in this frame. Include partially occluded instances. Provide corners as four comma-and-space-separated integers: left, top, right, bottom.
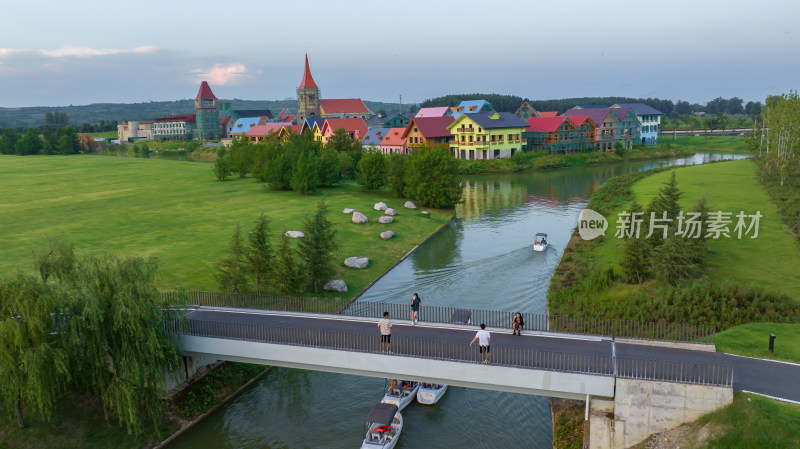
588, 379, 733, 449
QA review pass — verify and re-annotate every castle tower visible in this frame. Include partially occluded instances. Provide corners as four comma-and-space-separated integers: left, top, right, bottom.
195, 80, 220, 140
297, 54, 321, 124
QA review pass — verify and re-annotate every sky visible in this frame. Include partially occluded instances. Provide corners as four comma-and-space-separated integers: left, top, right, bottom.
0, 0, 798, 108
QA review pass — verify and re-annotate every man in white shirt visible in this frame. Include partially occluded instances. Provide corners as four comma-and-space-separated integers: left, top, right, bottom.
470, 323, 491, 363
377, 311, 392, 352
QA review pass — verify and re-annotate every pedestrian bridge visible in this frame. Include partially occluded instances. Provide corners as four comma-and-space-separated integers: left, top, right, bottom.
168, 308, 732, 401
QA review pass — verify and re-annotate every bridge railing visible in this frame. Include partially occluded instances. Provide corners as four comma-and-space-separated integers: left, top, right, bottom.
616, 357, 734, 388
166, 318, 614, 377
164, 291, 716, 345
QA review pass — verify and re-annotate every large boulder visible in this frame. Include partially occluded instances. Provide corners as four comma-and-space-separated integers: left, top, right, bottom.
404, 201, 417, 209
385, 208, 396, 216
379, 216, 394, 224
344, 257, 370, 268
352, 212, 368, 223
324, 279, 348, 292
380, 230, 395, 239
374, 202, 388, 211
343, 208, 357, 214
285, 231, 304, 238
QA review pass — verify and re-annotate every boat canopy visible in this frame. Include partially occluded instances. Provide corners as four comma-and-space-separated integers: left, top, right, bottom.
366, 403, 399, 426
535, 233, 547, 238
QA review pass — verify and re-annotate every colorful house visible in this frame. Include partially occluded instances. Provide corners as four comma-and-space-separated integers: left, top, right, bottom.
538, 111, 560, 117
610, 107, 641, 149
449, 100, 495, 119
524, 116, 596, 153
276, 124, 305, 142
612, 103, 663, 145
230, 117, 266, 138
246, 123, 287, 142
514, 101, 540, 120
563, 108, 618, 151
447, 112, 527, 160
320, 99, 370, 118
361, 128, 392, 149
379, 128, 407, 155
318, 118, 368, 145
402, 116, 454, 150
415, 107, 450, 118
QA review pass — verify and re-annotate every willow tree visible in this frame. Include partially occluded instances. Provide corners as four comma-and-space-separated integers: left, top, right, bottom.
760, 91, 800, 186
64, 256, 180, 435
0, 274, 70, 428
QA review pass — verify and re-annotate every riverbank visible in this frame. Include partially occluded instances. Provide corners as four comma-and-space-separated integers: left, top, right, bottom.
0, 155, 453, 300
548, 158, 800, 448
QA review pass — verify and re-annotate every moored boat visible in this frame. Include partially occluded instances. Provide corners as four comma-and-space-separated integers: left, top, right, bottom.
416, 382, 448, 405
380, 380, 419, 411
360, 402, 403, 449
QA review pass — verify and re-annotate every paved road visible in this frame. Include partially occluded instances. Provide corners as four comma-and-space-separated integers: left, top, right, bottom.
183, 308, 800, 402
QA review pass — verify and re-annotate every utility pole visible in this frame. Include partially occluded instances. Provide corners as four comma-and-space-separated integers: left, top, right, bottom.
399, 94, 402, 114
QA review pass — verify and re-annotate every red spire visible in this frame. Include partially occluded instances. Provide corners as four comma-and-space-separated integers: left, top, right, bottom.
196, 81, 216, 100
298, 53, 318, 89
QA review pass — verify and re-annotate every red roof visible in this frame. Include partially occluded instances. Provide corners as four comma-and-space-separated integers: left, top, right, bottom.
220, 116, 232, 125
402, 116, 455, 139
526, 117, 569, 132
196, 81, 216, 100
246, 124, 284, 138
322, 118, 368, 137
285, 115, 296, 123
320, 98, 369, 114
380, 128, 407, 146
566, 115, 596, 127
538, 111, 559, 117
298, 54, 318, 89
154, 114, 196, 123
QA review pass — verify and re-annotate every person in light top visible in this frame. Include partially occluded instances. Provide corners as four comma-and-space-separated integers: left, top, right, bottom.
470, 323, 491, 363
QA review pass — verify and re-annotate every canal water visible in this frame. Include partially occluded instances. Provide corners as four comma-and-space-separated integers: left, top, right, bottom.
167, 152, 747, 449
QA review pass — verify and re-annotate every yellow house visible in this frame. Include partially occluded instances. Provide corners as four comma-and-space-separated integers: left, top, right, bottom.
447, 112, 528, 160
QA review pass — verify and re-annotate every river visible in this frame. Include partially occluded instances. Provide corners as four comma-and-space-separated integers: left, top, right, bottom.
166, 152, 748, 449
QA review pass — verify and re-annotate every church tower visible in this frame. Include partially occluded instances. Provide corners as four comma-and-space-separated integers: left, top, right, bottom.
296, 54, 321, 124
195, 80, 220, 140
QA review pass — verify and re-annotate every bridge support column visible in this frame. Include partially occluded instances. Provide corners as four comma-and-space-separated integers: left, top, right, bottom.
588, 378, 733, 449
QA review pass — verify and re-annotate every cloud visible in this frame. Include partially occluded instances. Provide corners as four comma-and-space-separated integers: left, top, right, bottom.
0, 46, 158, 59
193, 63, 247, 85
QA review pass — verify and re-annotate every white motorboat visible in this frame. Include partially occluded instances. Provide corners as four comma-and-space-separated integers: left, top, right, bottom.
380, 380, 419, 411
360, 402, 403, 449
533, 233, 548, 252
416, 382, 448, 405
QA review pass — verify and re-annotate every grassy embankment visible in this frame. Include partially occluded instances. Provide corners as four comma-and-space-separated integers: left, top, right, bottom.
550, 159, 800, 361
0, 155, 453, 307
654, 135, 752, 153
634, 393, 800, 449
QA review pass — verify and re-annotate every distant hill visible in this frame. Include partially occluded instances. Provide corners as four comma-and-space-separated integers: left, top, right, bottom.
0, 99, 413, 129
420, 94, 677, 116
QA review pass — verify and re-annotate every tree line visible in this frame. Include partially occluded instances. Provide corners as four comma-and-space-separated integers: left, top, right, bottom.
216, 203, 338, 296
0, 241, 179, 435
0, 125, 94, 155
749, 91, 800, 187
214, 130, 462, 209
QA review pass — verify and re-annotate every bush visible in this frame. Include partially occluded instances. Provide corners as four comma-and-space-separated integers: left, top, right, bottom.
212, 157, 233, 181
404, 145, 462, 208
356, 149, 387, 192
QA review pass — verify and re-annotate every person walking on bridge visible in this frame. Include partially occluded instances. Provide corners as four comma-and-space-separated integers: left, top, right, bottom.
470, 323, 491, 364
378, 311, 392, 352
410, 293, 425, 326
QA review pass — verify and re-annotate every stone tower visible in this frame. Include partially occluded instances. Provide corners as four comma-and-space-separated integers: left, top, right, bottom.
296, 54, 321, 124
195, 80, 220, 140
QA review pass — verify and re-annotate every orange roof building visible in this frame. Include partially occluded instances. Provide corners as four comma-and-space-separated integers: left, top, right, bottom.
379, 128, 408, 155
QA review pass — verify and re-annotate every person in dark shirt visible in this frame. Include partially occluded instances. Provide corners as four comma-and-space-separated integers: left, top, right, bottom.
410, 293, 424, 326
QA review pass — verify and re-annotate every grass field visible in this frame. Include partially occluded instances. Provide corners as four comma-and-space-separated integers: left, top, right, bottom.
84, 131, 118, 139
589, 159, 800, 299
0, 155, 452, 297
655, 135, 752, 153
716, 323, 800, 363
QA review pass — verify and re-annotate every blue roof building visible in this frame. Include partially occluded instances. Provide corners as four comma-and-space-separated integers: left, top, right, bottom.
450, 100, 495, 119
230, 117, 263, 136
361, 127, 392, 148
612, 103, 664, 145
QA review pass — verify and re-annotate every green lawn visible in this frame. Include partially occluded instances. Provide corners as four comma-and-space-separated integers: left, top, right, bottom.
686, 393, 800, 448
655, 135, 752, 153
84, 131, 118, 139
716, 323, 800, 363
590, 159, 800, 300
0, 155, 452, 298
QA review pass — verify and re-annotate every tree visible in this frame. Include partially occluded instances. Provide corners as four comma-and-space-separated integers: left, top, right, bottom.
63, 255, 180, 435
213, 156, 233, 181
215, 223, 249, 293
229, 138, 253, 178
291, 149, 319, 194
404, 145, 463, 208
327, 128, 362, 167
0, 274, 70, 428
297, 200, 338, 292
650, 233, 702, 285
620, 200, 648, 283
356, 148, 387, 191
246, 215, 274, 295
272, 228, 303, 295
645, 171, 682, 252
387, 152, 408, 197
318, 147, 342, 187
759, 91, 800, 186
0, 130, 20, 154
15, 128, 42, 155
33, 238, 75, 284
